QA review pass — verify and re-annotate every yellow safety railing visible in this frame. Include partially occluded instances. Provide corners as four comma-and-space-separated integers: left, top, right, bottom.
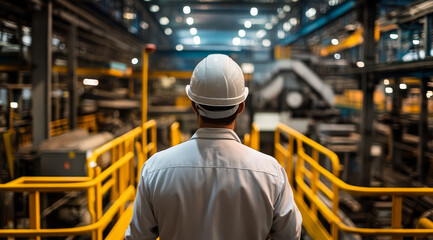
77, 113, 98, 132
170, 121, 182, 146
274, 122, 433, 240
50, 118, 70, 136
0, 120, 157, 239
243, 122, 260, 151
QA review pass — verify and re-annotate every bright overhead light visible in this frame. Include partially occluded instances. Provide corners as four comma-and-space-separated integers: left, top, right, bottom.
232, 37, 241, 46
399, 83, 407, 89
150, 5, 159, 13
183, 6, 191, 14
278, 30, 285, 39
390, 33, 398, 39
334, 53, 341, 60
250, 7, 258, 16
10, 102, 18, 109
140, 21, 149, 30
331, 39, 339, 45
385, 87, 393, 94
123, 12, 136, 20
289, 17, 298, 26
291, 0, 298, 2
278, 12, 286, 19
159, 17, 169, 25
413, 39, 420, 45
244, 20, 252, 28
190, 27, 197, 35
283, 5, 291, 12
241, 63, 254, 74
384, 79, 390, 85
305, 8, 317, 18
193, 36, 200, 44
256, 29, 266, 38
427, 90, 433, 98
83, 78, 99, 86
186, 17, 194, 25
356, 61, 365, 68
238, 29, 246, 37
262, 39, 271, 47
176, 44, 184, 51
283, 22, 292, 31
265, 23, 273, 30
164, 28, 172, 35
131, 58, 139, 65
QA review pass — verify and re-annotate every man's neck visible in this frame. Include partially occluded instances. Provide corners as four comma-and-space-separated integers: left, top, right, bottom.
198, 118, 235, 130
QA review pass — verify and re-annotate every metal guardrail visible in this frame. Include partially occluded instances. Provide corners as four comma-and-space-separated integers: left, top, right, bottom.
274, 123, 433, 240
0, 120, 157, 239
243, 122, 260, 151
170, 121, 182, 147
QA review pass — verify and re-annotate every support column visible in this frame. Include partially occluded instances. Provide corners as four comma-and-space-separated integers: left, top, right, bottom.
31, 0, 52, 147
68, 23, 77, 130
417, 77, 428, 181
391, 77, 403, 170
358, 0, 377, 186
424, 14, 432, 58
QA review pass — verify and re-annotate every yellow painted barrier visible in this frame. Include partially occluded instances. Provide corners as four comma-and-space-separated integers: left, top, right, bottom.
244, 122, 260, 151
0, 120, 157, 239
274, 123, 433, 240
170, 121, 182, 146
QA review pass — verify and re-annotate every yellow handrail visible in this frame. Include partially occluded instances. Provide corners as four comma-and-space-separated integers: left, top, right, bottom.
170, 121, 182, 146
274, 122, 433, 240
244, 122, 260, 151
0, 120, 158, 239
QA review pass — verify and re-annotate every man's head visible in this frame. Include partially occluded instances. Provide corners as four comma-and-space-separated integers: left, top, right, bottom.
186, 54, 248, 127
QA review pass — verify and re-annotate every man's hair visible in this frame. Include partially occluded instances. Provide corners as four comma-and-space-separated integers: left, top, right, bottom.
198, 104, 239, 125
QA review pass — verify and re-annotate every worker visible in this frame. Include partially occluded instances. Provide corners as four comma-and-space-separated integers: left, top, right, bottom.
125, 54, 302, 240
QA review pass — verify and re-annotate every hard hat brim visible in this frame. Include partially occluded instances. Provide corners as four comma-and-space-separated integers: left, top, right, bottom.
185, 85, 248, 107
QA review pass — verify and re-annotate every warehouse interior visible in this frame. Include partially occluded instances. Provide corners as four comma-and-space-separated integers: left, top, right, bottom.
0, 0, 432, 239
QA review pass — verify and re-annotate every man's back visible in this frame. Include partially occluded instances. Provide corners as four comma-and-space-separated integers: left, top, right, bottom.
125, 128, 302, 240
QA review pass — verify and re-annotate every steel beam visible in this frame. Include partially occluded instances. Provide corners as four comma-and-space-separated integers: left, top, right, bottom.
68, 23, 77, 130
31, 0, 52, 147
358, 0, 377, 187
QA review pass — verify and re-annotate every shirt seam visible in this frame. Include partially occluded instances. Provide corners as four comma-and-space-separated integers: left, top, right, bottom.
147, 165, 278, 177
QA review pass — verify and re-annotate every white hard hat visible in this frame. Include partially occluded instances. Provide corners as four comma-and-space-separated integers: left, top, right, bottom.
186, 54, 249, 107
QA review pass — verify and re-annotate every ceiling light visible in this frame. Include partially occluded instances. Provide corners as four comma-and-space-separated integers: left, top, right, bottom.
265, 23, 273, 30
413, 39, 420, 45
283, 22, 292, 31
238, 29, 246, 37
250, 7, 258, 16
356, 61, 365, 68
329, 0, 338, 6
427, 90, 433, 98
164, 28, 172, 35
277, 8, 284, 14
186, 17, 194, 25
384, 79, 390, 85
150, 5, 159, 13
262, 39, 271, 47
175, 16, 183, 23
292, 0, 298, 2
289, 18, 298, 26
140, 21, 149, 30
390, 33, 398, 39
159, 17, 169, 25
241, 63, 254, 74
10, 102, 18, 109
183, 6, 191, 14
283, 5, 291, 12
190, 28, 197, 35
233, 37, 241, 46
278, 30, 285, 39
278, 12, 286, 19
399, 83, 407, 89
131, 58, 138, 65
334, 53, 341, 59
123, 12, 136, 20
385, 87, 393, 94
305, 8, 317, 18
176, 44, 184, 51
331, 39, 339, 45
83, 78, 99, 86
256, 29, 266, 38
193, 36, 200, 45
244, 20, 252, 28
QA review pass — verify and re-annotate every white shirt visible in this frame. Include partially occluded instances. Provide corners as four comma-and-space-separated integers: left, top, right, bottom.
125, 128, 302, 240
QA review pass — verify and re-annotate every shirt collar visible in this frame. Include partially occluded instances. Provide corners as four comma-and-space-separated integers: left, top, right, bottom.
191, 128, 241, 143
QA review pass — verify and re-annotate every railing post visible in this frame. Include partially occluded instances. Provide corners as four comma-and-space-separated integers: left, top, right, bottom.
391, 195, 403, 240
29, 191, 41, 240
95, 167, 103, 239
310, 149, 319, 216
286, 136, 294, 185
